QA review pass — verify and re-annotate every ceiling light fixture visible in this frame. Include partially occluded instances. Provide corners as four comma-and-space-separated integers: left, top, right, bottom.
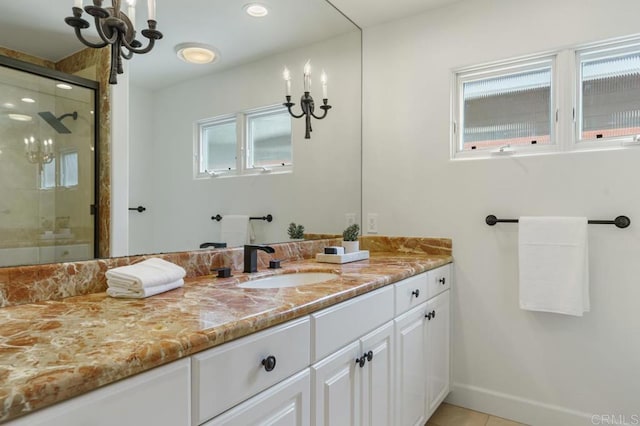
244, 3, 269, 17
175, 43, 219, 64
2, 102, 15, 109
8, 114, 33, 122
65, 0, 163, 84
21, 98, 35, 103
56, 83, 73, 90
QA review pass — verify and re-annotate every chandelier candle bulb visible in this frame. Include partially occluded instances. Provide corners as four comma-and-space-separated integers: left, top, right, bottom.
127, 0, 136, 26
148, 0, 156, 21
74, 0, 82, 8
321, 70, 327, 99
283, 66, 291, 96
303, 60, 311, 92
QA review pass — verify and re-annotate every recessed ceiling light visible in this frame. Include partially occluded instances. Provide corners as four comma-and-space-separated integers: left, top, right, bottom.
2, 102, 15, 109
8, 113, 33, 122
175, 43, 219, 65
244, 3, 269, 17
21, 97, 35, 103
56, 83, 73, 90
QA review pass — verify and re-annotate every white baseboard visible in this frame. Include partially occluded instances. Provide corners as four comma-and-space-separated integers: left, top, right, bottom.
445, 383, 595, 426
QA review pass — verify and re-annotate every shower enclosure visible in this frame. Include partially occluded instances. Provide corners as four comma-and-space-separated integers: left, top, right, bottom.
0, 57, 98, 267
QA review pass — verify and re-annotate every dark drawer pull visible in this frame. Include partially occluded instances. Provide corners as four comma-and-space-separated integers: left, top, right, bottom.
365, 350, 373, 362
261, 355, 277, 372
439, 277, 446, 285
411, 289, 420, 298
356, 355, 366, 368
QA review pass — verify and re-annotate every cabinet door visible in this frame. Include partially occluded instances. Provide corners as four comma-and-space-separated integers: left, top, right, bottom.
360, 321, 394, 426
394, 304, 427, 426
425, 290, 451, 417
311, 340, 361, 426
204, 369, 310, 426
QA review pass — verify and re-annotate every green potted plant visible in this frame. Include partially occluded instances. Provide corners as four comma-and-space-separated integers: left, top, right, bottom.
287, 222, 305, 240
342, 223, 360, 253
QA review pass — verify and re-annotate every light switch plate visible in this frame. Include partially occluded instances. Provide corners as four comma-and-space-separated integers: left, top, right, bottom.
367, 213, 378, 234
345, 213, 356, 227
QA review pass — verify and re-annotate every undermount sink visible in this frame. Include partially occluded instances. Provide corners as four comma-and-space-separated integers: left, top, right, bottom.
238, 272, 339, 289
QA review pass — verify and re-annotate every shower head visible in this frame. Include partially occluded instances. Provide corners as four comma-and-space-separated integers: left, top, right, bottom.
38, 111, 78, 134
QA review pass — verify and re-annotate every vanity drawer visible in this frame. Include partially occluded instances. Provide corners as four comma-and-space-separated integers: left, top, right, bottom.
427, 264, 451, 299
192, 317, 310, 425
394, 272, 428, 316
311, 285, 394, 362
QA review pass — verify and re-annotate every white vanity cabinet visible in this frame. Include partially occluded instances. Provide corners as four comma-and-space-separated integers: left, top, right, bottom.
311, 321, 395, 426
394, 264, 452, 425
8, 358, 191, 426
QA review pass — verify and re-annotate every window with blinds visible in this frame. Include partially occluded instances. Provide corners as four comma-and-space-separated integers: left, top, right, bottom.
453, 56, 556, 156
577, 43, 640, 142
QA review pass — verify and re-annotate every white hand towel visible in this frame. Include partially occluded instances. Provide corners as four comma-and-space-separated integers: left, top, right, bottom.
107, 279, 184, 299
105, 258, 186, 289
220, 215, 250, 247
518, 217, 589, 316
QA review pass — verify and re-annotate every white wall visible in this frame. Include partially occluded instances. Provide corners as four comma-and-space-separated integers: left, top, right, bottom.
363, 0, 640, 424
129, 30, 361, 253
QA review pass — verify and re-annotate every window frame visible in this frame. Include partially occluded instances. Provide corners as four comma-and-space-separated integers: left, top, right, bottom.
194, 114, 238, 178
194, 104, 293, 179
452, 52, 559, 160
244, 105, 293, 173
572, 35, 640, 150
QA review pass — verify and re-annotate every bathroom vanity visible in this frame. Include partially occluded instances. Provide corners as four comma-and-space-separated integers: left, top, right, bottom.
0, 237, 452, 425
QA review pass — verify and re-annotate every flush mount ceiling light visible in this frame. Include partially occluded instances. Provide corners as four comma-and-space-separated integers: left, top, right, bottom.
2, 102, 15, 109
56, 83, 73, 90
244, 3, 269, 17
175, 43, 219, 64
8, 114, 33, 122
21, 97, 35, 103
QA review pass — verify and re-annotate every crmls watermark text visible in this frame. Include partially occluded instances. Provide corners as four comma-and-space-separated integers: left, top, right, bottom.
592, 414, 640, 425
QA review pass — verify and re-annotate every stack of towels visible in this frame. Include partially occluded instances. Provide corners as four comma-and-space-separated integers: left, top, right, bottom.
106, 258, 186, 299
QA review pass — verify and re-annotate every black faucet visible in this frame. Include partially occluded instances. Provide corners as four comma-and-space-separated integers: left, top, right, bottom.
243, 245, 276, 273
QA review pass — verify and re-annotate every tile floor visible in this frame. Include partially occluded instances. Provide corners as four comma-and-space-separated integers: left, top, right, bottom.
427, 403, 527, 426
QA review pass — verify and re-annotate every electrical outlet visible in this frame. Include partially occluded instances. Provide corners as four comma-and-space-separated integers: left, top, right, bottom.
367, 213, 378, 234
345, 213, 356, 227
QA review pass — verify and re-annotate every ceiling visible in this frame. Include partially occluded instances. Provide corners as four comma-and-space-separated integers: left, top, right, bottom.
0, 0, 462, 89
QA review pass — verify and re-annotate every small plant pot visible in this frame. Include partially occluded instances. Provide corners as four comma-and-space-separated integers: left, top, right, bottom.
342, 240, 359, 254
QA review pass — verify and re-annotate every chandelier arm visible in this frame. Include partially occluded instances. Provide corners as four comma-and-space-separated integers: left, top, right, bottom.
72, 26, 109, 49
310, 108, 330, 120
284, 103, 305, 119
121, 37, 157, 55
119, 45, 135, 60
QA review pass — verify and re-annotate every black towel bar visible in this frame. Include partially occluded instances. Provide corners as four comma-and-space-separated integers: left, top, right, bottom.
485, 215, 630, 229
212, 214, 273, 222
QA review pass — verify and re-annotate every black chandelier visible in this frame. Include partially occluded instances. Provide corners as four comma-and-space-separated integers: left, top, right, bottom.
283, 61, 331, 139
65, 0, 162, 84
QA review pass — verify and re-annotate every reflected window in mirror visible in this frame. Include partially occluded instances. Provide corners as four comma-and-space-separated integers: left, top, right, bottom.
247, 106, 292, 169
196, 104, 292, 179
199, 115, 237, 175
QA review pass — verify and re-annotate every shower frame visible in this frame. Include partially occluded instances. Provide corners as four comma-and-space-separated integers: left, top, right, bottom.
0, 55, 101, 261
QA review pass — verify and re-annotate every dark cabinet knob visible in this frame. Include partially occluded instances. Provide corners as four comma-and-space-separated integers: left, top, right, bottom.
439, 277, 446, 285
411, 289, 420, 298
365, 350, 373, 362
356, 355, 366, 368
425, 312, 432, 320
261, 355, 277, 372
431, 310, 436, 319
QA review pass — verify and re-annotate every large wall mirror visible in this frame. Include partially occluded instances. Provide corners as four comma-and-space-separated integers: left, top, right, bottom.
0, 0, 362, 266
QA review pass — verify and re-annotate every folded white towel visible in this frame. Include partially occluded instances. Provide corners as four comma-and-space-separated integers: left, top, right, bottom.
221, 215, 250, 247
518, 217, 589, 316
107, 279, 184, 299
105, 258, 186, 289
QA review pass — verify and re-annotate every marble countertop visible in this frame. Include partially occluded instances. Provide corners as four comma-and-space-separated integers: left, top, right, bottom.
0, 252, 452, 423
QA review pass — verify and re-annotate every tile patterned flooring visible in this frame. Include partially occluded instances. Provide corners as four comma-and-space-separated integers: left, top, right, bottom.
427, 403, 527, 426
